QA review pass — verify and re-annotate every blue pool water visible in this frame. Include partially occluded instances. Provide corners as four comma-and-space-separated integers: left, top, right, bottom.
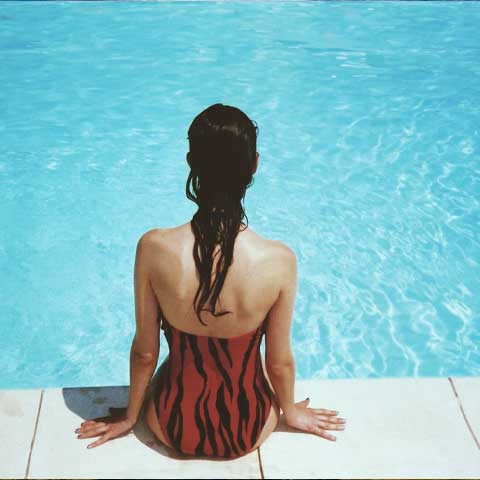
1, 1, 479, 389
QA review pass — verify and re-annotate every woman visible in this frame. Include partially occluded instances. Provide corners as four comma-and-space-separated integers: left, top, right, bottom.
75, 103, 346, 457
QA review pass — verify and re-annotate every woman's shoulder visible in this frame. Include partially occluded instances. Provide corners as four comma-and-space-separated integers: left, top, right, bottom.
138, 223, 190, 245
137, 223, 296, 266
137, 227, 167, 249
244, 227, 297, 264
135, 225, 188, 265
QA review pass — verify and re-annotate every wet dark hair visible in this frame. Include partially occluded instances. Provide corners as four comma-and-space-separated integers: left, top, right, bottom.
186, 103, 258, 325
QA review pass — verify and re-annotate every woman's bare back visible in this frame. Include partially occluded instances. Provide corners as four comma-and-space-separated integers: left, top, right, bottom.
146, 221, 289, 338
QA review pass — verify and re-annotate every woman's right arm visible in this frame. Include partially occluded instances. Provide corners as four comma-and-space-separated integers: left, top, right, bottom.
264, 243, 298, 415
264, 242, 346, 441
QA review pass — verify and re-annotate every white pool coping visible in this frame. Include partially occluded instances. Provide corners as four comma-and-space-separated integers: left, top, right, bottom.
1, 376, 479, 479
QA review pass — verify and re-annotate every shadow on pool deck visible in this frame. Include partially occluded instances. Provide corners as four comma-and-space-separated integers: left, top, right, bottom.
1, 377, 479, 479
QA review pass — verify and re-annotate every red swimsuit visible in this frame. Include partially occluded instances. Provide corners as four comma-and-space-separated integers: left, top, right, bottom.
152, 316, 274, 458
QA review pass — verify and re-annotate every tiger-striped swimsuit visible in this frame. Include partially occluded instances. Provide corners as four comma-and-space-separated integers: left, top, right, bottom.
152, 316, 274, 458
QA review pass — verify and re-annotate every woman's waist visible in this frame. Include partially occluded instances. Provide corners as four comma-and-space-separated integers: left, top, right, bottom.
158, 357, 272, 396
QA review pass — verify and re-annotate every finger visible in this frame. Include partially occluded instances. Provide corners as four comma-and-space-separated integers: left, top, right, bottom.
78, 425, 109, 439
87, 432, 112, 449
317, 420, 345, 431
84, 414, 112, 425
76, 422, 107, 433
312, 409, 338, 415
80, 419, 109, 428
78, 426, 109, 438
316, 414, 346, 425
78, 421, 107, 429
313, 428, 337, 441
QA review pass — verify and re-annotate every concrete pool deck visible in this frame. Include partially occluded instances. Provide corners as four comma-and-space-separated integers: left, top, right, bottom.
1, 376, 479, 479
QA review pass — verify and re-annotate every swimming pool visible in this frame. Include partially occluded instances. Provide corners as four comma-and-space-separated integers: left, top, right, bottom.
1, 1, 479, 389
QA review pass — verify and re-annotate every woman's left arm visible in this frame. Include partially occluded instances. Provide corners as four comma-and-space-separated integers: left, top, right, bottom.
125, 231, 161, 423
75, 231, 160, 449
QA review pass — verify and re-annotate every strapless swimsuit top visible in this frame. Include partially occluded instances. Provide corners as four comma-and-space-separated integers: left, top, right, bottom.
152, 316, 274, 458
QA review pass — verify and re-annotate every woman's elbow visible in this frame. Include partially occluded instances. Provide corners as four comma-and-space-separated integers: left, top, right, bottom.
133, 351, 156, 364
265, 356, 295, 374
131, 344, 158, 365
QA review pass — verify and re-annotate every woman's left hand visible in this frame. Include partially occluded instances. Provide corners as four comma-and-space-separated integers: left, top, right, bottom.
75, 407, 136, 449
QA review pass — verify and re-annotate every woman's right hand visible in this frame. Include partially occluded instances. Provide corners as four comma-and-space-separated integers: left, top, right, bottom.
283, 398, 346, 441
